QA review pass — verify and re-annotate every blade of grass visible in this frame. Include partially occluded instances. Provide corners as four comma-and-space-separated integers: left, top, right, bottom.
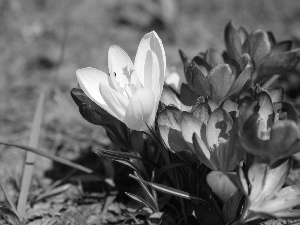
0, 182, 21, 220
17, 92, 44, 218
0, 141, 117, 188
0, 142, 93, 174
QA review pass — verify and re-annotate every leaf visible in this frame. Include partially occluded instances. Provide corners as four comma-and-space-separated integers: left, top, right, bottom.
79, 104, 112, 126
0, 142, 94, 174
0, 207, 24, 225
125, 192, 156, 213
95, 148, 143, 161
71, 88, 117, 125
153, 162, 190, 182
18, 91, 44, 217
129, 174, 211, 205
133, 172, 158, 212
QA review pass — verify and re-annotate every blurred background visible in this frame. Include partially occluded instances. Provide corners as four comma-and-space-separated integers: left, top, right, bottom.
1, 0, 300, 219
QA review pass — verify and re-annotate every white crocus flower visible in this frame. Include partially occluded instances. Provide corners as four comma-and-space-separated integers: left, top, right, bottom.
76, 31, 166, 131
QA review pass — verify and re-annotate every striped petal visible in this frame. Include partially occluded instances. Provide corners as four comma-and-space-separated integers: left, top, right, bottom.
134, 31, 166, 88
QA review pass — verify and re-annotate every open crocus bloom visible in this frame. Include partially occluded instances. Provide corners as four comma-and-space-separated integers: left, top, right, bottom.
239, 160, 300, 223
76, 31, 166, 131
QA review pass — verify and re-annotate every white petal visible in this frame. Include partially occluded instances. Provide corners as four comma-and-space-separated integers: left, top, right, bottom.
143, 50, 161, 124
76, 68, 116, 116
99, 83, 129, 121
124, 88, 155, 131
262, 160, 290, 195
165, 67, 183, 94
134, 31, 166, 88
108, 45, 134, 92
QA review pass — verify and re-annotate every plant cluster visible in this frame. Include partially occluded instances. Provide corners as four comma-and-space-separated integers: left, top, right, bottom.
71, 22, 300, 225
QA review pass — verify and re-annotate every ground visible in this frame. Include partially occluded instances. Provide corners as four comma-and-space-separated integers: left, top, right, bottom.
0, 0, 300, 224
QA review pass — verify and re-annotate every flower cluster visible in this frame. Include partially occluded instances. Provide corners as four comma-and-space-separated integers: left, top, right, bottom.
71, 23, 300, 224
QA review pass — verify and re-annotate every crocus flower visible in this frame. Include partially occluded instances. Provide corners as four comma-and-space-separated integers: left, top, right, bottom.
225, 21, 300, 84
239, 160, 300, 223
179, 48, 252, 106
157, 101, 238, 171
240, 90, 300, 165
76, 31, 166, 131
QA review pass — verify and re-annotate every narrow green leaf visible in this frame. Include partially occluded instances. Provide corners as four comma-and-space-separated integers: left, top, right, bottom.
0, 183, 21, 222
0, 206, 24, 225
0, 142, 93, 174
125, 192, 156, 213
95, 148, 143, 161
153, 162, 190, 182
18, 92, 44, 218
129, 174, 210, 205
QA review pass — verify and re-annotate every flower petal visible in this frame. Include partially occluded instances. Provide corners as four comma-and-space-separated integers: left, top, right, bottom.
76, 68, 116, 116
244, 30, 271, 64
206, 108, 233, 149
248, 163, 268, 200
257, 91, 274, 138
263, 160, 290, 195
160, 86, 183, 109
268, 87, 284, 103
134, 31, 166, 88
208, 64, 236, 104
157, 106, 191, 155
186, 61, 211, 96
224, 21, 243, 62
143, 50, 162, 123
124, 88, 155, 131
192, 102, 211, 125
205, 48, 224, 67
206, 171, 238, 202
108, 45, 134, 92
99, 83, 129, 121
268, 120, 300, 162
227, 56, 252, 97
259, 185, 300, 213
180, 112, 202, 145
257, 49, 300, 82
193, 133, 218, 170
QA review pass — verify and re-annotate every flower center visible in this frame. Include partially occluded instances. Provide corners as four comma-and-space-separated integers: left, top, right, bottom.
119, 66, 137, 98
